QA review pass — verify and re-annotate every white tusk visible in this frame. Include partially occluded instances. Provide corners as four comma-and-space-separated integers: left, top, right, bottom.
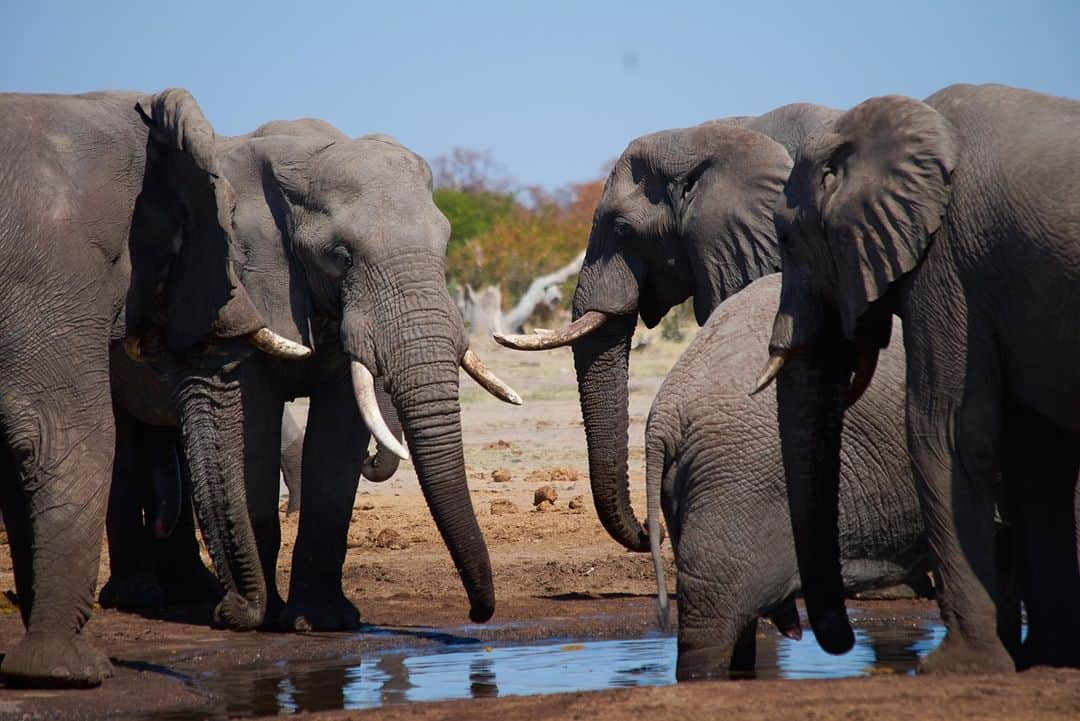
461, 348, 523, 405
351, 361, 410, 461
748, 352, 788, 397
492, 310, 609, 351
249, 327, 313, 360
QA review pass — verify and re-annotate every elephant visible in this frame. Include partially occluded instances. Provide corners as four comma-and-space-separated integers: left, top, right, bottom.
645, 274, 928, 680
100, 345, 317, 613
495, 104, 839, 552
122, 113, 521, 632
751, 83, 1080, 672
0, 89, 306, 687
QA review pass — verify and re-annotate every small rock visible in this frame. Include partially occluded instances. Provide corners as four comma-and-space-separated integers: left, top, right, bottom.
534, 499, 556, 512
374, 528, 408, 550
490, 499, 519, 515
568, 495, 585, 510
491, 468, 513, 483
533, 485, 558, 506
486, 439, 512, 450
359, 501, 376, 511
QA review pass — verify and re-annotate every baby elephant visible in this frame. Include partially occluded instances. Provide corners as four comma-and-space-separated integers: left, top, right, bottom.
646, 274, 927, 680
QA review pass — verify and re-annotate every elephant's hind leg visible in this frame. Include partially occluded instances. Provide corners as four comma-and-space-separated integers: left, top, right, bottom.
1002, 407, 1080, 669
0, 360, 115, 687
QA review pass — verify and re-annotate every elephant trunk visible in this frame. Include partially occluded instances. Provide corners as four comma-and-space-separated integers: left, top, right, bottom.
573, 314, 649, 552
173, 370, 265, 629
382, 330, 494, 623
775, 350, 853, 654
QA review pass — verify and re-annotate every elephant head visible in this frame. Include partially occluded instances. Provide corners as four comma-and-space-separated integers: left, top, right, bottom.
122, 89, 312, 627
496, 123, 793, 551
751, 95, 959, 653
209, 130, 517, 623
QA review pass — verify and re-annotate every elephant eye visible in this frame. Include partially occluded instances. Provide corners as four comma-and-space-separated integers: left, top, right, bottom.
613, 217, 633, 239
331, 245, 353, 267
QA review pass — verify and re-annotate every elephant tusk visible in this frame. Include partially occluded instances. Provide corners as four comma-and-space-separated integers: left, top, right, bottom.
351, 361, 410, 461
248, 327, 313, 360
493, 310, 609, 351
461, 348, 523, 405
748, 352, 788, 397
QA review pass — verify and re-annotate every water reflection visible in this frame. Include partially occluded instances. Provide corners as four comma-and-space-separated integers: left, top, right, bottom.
195, 621, 949, 718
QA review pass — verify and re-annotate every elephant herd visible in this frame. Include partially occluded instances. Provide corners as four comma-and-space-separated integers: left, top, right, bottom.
0, 82, 1075, 690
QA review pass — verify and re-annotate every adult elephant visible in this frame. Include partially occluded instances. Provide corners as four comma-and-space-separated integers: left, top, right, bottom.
496, 104, 838, 551
125, 118, 521, 632
751, 83, 1080, 672
646, 274, 927, 680
0, 90, 305, 687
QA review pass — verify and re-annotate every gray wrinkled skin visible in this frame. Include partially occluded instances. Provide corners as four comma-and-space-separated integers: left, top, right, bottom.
568, 104, 839, 554
648, 275, 926, 680
0, 89, 261, 687
770, 83, 1080, 672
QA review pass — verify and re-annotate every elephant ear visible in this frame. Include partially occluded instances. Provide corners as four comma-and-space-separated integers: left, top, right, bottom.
676, 125, 792, 325
817, 95, 960, 338
127, 88, 265, 351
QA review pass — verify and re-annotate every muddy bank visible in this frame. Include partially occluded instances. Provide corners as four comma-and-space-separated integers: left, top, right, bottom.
1, 340, 1078, 719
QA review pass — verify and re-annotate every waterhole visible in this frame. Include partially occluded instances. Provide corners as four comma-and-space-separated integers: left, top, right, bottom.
167, 620, 946, 718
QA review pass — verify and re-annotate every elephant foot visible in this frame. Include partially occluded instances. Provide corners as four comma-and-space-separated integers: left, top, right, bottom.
1, 632, 113, 688
212, 591, 265, 630
98, 573, 163, 613
919, 633, 1015, 674
280, 591, 361, 632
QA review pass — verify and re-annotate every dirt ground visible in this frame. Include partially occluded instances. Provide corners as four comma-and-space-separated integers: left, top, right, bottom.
0, 328, 1078, 720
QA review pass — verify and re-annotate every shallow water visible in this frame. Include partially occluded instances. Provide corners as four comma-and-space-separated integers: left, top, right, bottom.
169, 620, 947, 718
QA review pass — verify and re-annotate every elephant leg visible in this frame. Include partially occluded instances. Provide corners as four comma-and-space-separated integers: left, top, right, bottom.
237, 364, 286, 625
0, 368, 114, 687
1002, 406, 1080, 668
154, 431, 221, 608
282, 372, 367, 631
729, 618, 759, 678
280, 407, 304, 514
904, 318, 1014, 674
100, 412, 162, 612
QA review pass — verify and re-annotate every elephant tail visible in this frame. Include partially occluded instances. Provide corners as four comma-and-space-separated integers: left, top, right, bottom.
645, 430, 669, 630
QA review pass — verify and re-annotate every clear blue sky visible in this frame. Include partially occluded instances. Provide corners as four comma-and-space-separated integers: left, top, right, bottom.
3, 1, 1077, 190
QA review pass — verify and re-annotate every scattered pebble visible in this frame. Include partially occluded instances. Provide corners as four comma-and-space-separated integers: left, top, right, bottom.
525, 467, 579, 485
533, 485, 558, 506
534, 499, 556, 512
568, 495, 585, 510
491, 468, 512, 483
374, 528, 408, 549
490, 499, 519, 515
359, 501, 376, 511
486, 439, 512, 450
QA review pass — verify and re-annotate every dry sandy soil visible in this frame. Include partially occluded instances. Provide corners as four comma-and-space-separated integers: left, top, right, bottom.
0, 329, 1077, 720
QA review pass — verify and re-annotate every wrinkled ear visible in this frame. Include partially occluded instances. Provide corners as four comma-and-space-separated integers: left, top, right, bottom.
817, 95, 960, 337
676, 126, 791, 324
126, 88, 265, 351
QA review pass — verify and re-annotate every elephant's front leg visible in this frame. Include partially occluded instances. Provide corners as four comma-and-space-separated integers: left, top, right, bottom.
281, 371, 368, 631
237, 363, 287, 625
0, 364, 115, 687
903, 306, 1014, 674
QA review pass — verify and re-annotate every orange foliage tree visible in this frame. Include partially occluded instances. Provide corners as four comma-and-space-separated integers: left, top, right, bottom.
444, 179, 604, 309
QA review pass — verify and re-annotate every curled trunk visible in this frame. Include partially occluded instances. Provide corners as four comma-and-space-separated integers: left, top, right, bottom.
776, 351, 853, 654
572, 314, 649, 552
173, 370, 265, 629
